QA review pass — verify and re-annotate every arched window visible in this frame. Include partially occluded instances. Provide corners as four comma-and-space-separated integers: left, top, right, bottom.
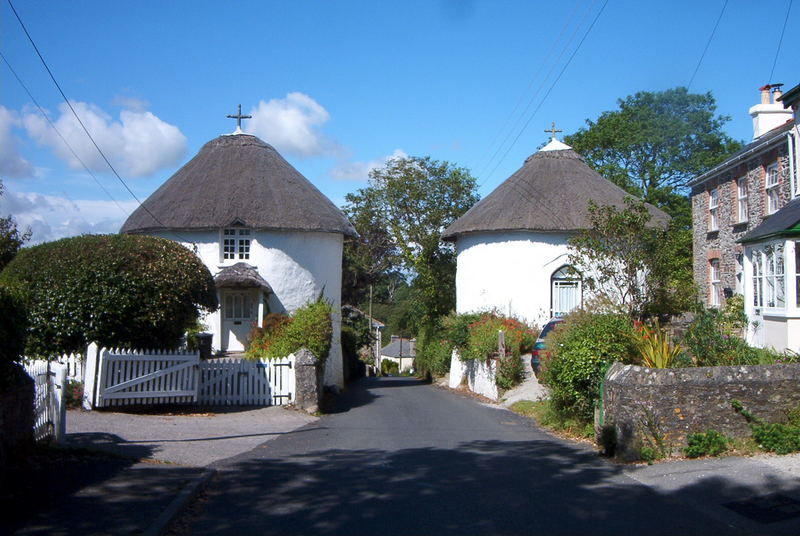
551, 265, 581, 318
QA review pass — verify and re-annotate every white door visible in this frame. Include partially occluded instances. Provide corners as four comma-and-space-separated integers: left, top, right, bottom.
221, 291, 258, 352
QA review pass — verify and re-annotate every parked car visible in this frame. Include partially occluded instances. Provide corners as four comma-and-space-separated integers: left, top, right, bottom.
531, 317, 564, 375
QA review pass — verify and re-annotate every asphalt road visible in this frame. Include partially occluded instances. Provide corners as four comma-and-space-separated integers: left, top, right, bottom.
176, 377, 800, 535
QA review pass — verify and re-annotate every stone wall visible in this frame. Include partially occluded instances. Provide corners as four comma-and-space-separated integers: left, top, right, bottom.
600, 362, 800, 461
691, 144, 790, 307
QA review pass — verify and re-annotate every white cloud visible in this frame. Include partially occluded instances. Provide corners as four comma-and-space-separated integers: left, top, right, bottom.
111, 95, 150, 112
0, 187, 138, 245
330, 149, 408, 182
22, 101, 187, 178
0, 106, 35, 178
246, 92, 340, 157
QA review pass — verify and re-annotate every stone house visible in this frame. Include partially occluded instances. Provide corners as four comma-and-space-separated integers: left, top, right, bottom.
689, 83, 800, 351
121, 128, 356, 388
689, 84, 795, 308
442, 134, 668, 328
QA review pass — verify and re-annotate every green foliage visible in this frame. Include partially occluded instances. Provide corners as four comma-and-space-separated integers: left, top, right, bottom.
345, 156, 479, 331
496, 354, 524, 390
510, 399, 594, 439
184, 318, 208, 351
682, 307, 775, 366
463, 313, 536, 362
340, 305, 376, 365
440, 311, 482, 350
381, 359, 400, 376
569, 198, 695, 319
64, 380, 84, 409
628, 319, 682, 368
540, 311, 636, 422
732, 400, 800, 455
0, 284, 27, 365
564, 87, 742, 223
639, 446, 658, 464
246, 300, 333, 362
0, 181, 31, 272
0, 234, 218, 357
414, 332, 453, 378
685, 430, 729, 458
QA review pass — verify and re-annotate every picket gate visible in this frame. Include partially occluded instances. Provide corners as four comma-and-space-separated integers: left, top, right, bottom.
198, 356, 294, 406
23, 361, 67, 443
97, 349, 199, 407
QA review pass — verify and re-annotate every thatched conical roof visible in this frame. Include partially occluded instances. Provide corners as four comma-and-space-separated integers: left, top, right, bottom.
214, 262, 272, 290
442, 143, 669, 240
121, 134, 356, 236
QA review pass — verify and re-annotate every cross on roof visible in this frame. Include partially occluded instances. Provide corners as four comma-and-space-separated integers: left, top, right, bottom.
227, 104, 252, 134
545, 121, 562, 139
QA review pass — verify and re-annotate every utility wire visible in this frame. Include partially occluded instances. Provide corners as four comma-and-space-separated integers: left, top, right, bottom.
483, 0, 609, 187
768, 0, 793, 83
1, 51, 130, 217
687, 0, 728, 91
7, 0, 194, 246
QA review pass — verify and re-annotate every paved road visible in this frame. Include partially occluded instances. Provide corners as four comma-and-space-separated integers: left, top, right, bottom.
177, 377, 800, 535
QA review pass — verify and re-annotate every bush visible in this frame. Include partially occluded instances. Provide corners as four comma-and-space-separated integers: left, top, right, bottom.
540, 311, 636, 422
381, 359, 400, 376
64, 380, 84, 409
628, 319, 681, 368
0, 285, 27, 366
415, 336, 453, 377
0, 234, 217, 357
682, 307, 779, 366
685, 430, 728, 458
246, 300, 332, 362
496, 354, 524, 390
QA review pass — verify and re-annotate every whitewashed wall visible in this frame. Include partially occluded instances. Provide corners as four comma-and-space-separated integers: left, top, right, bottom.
448, 348, 498, 401
151, 229, 345, 388
454, 231, 574, 327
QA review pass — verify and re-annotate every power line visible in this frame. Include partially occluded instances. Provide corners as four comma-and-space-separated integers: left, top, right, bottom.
7, 0, 194, 246
483, 0, 609, 187
768, 0, 793, 83
0, 51, 130, 217
687, 0, 728, 91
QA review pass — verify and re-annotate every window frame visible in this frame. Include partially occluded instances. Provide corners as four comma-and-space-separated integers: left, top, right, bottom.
709, 259, 721, 307
708, 188, 719, 231
736, 177, 748, 223
766, 164, 780, 215
751, 243, 785, 309
221, 227, 251, 261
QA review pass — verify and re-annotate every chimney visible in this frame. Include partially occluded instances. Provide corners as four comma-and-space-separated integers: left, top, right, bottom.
750, 84, 793, 139
390, 335, 399, 343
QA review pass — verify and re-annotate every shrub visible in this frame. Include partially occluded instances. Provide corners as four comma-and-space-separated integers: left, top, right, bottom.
628, 319, 681, 368
682, 307, 769, 366
440, 311, 482, 350
540, 311, 636, 422
496, 354, 524, 390
732, 399, 800, 455
415, 336, 453, 377
246, 300, 332, 362
0, 234, 217, 357
463, 313, 537, 362
0, 285, 27, 366
381, 359, 400, 376
64, 380, 84, 409
685, 430, 728, 458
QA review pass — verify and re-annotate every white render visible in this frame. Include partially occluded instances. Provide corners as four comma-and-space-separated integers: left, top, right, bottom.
454, 230, 577, 328
151, 229, 345, 388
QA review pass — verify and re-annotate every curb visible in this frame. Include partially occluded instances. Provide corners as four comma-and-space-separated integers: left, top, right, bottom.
142, 468, 216, 536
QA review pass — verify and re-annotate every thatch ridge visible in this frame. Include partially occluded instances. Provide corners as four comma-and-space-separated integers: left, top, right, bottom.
121, 134, 356, 236
442, 148, 669, 240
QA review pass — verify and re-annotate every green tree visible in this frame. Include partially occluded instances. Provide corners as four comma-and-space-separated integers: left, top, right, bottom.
565, 87, 742, 227
344, 156, 479, 333
0, 181, 31, 271
568, 198, 695, 319
0, 234, 218, 357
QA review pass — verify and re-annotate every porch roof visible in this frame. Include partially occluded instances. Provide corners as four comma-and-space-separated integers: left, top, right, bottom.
739, 197, 800, 244
214, 262, 272, 290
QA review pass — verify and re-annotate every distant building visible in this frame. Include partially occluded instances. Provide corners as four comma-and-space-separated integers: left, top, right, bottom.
442, 133, 668, 327
380, 336, 416, 373
121, 123, 356, 388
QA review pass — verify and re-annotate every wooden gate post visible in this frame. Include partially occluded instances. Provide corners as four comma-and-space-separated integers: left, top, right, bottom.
82, 343, 101, 410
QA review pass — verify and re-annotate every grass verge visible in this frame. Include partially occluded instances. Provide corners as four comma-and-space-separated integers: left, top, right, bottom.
510, 399, 594, 440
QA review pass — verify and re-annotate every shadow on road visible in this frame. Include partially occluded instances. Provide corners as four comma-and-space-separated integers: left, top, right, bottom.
180, 437, 800, 535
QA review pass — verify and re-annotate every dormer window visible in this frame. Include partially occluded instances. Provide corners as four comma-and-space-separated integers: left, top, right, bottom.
222, 228, 250, 260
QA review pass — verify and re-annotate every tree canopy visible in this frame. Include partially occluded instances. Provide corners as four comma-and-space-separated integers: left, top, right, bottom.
0, 181, 30, 272
342, 156, 479, 334
0, 234, 218, 357
565, 87, 742, 227
568, 198, 695, 319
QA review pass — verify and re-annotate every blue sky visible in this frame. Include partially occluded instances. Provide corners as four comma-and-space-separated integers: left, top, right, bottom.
1, 0, 797, 243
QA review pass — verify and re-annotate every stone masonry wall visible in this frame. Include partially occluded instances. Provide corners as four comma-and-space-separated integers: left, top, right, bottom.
600, 362, 800, 461
691, 144, 790, 307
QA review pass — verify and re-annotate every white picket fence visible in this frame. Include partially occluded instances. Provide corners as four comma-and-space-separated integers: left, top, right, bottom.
23, 361, 67, 443
84, 344, 295, 409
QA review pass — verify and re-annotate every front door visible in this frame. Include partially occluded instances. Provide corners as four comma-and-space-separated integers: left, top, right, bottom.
221, 291, 258, 352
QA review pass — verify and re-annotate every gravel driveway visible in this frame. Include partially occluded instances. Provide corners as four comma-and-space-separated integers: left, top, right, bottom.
66, 406, 317, 467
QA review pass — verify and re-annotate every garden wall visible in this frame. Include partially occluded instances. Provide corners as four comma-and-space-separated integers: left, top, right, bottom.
600, 361, 800, 461
448, 349, 499, 401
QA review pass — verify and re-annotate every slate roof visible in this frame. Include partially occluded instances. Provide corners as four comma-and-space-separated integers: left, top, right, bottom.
739, 196, 800, 244
214, 262, 272, 290
442, 145, 669, 240
688, 120, 794, 188
381, 338, 415, 358
121, 134, 357, 236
